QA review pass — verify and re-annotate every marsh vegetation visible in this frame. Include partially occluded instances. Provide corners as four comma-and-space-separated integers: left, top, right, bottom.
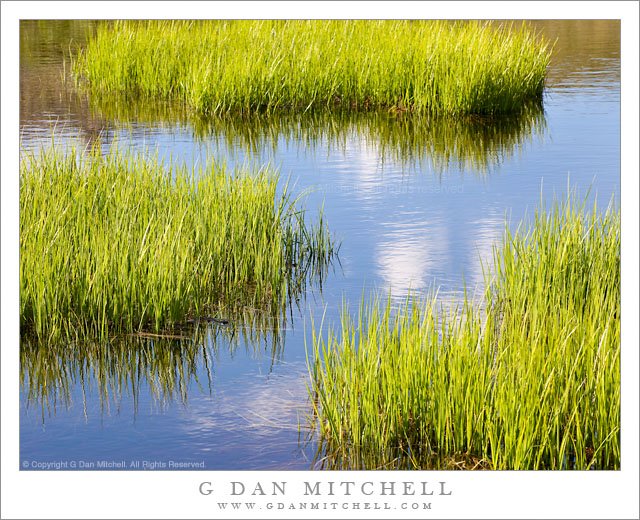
73, 20, 551, 116
308, 195, 620, 470
20, 144, 336, 341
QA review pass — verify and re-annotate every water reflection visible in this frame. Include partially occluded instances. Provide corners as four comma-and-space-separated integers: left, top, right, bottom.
21, 92, 548, 176
528, 20, 620, 94
20, 21, 115, 150
372, 211, 505, 306
84, 99, 546, 174
375, 217, 446, 300
20, 20, 97, 65
21, 313, 287, 421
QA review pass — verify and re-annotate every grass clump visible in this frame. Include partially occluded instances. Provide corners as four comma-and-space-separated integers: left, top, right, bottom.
308, 195, 620, 470
73, 20, 551, 116
20, 144, 336, 341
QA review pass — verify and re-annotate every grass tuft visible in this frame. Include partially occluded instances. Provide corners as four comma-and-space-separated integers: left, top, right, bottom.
308, 193, 619, 470
73, 20, 551, 116
20, 144, 337, 341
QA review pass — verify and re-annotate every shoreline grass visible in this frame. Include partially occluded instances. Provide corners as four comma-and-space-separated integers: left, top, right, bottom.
20, 144, 337, 341
72, 20, 551, 116
308, 194, 620, 470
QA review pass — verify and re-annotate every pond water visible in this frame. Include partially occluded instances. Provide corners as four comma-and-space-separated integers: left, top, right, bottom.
19, 20, 620, 470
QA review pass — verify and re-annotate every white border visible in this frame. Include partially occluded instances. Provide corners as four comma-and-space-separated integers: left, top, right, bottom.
2, 2, 638, 519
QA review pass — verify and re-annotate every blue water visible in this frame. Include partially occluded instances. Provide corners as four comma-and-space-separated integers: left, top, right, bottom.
19, 20, 620, 470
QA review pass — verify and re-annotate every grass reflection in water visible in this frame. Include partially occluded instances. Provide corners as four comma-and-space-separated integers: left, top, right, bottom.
84, 97, 546, 174
21, 311, 288, 420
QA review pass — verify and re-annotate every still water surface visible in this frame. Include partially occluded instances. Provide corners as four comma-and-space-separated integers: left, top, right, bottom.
19, 20, 620, 470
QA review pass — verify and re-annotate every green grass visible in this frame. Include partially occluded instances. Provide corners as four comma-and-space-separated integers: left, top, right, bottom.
72, 20, 551, 116
308, 194, 620, 470
20, 144, 336, 341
